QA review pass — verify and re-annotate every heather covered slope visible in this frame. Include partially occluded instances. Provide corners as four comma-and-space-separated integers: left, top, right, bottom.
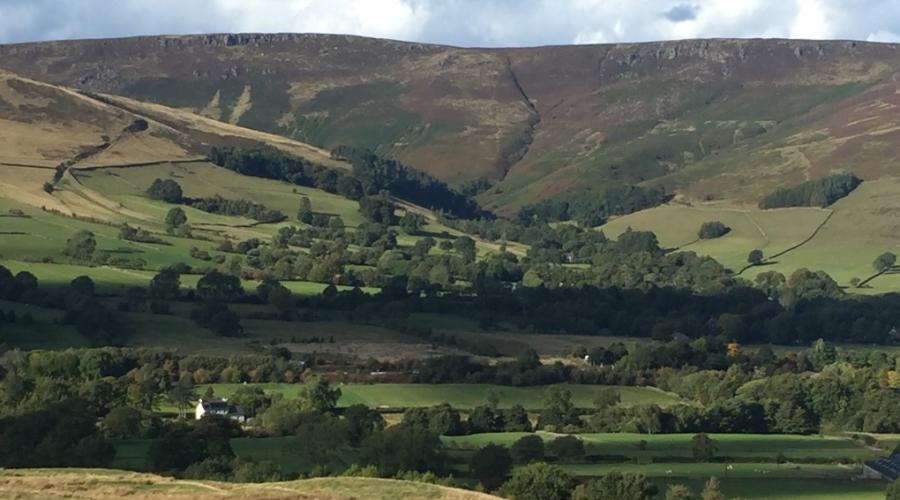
3, 35, 900, 212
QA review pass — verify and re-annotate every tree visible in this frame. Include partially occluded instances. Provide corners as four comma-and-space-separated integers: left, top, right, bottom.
759, 172, 860, 209
538, 385, 580, 430
231, 386, 272, 419
516, 347, 541, 370
196, 270, 243, 302
469, 444, 513, 491
572, 471, 658, 500
358, 191, 397, 225
690, 433, 717, 462
168, 378, 196, 419
747, 249, 764, 266
400, 212, 424, 234
516, 347, 541, 371
63, 230, 96, 261
698, 221, 730, 239
146, 178, 183, 203
344, 404, 385, 446
453, 236, 476, 263
468, 405, 503, 433
294, 413, 350, 466
149, 269, 180, 300
498, 462, 572, 500
297, 196, 313, 224
665, 484, 696, 500
0, 400, 115, 468
886, 479, 900, 500
257, 399, 305, 436
547, 435, 585, 462
593, 388, 621, 409
298, 376, 341, 414
42, 182, 54, 194
70, 275, 96, 297
781, 268, 843, 306
361, 425, 446, 476
102, 406, 144, 439
165, 207, 187, 229
700, 477, 725, 500
401, 404, 465, 436
874, 252, 897, 273
510, 434, 545, 464
267, 285, 293, 317
191, 302, 243, 337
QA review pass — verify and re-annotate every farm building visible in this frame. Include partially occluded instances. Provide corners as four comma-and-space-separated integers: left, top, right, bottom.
862, 453, 900, 480
195, 399, 245, 422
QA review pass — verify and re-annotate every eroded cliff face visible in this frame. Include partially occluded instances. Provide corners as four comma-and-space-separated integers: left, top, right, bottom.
2, 35, 899, 209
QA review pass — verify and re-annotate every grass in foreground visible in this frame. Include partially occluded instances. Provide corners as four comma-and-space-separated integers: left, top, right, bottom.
0, 468, 498, 499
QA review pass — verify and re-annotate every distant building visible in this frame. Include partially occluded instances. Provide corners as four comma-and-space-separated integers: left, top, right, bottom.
195, 398, 245, 422
862, 453, 900, 481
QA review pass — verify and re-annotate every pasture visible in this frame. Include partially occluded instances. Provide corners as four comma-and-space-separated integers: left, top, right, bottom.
199, 383, 683, 410
599, 204, 831, 272
599, 178, 900, 293
443, 432, 882, 461
0, 260, 376, 296
73, 162, 367, 227
0, 199, 219, 269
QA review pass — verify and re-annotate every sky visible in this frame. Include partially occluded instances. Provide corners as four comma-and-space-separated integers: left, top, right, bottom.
1, 0, 900, 47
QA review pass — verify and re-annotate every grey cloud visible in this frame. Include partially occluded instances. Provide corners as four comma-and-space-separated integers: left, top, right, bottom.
664, 4, 699, 23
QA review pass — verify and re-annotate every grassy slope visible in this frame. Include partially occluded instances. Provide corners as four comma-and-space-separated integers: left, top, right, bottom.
72, 161, 367, 228
600, 177, 900, 292
0, 469, 497, 499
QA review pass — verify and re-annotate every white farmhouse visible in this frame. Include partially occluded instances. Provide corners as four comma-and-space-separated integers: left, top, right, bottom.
195, 398, 245, 422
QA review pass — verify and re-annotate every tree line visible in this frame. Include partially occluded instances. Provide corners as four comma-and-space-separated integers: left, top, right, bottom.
517, 185, 670, 226
207, 146, 486, 219
147, 178, 286, 223
758, 172, 861, 209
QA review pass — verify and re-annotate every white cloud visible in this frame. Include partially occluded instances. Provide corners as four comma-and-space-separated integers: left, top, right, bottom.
0, 0, 898, 47
790, 0, 834, 39
867, 30, 900, 43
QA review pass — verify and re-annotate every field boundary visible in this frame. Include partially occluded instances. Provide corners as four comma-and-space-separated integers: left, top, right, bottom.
76, 158, 207, 171
737, 209, 834, 275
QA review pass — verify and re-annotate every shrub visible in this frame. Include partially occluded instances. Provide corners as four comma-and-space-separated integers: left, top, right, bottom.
510, 434, 545, 464
146, 178, 183, 203
698, 221, 730, 239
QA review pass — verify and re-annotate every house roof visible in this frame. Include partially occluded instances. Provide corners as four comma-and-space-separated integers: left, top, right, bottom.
198, 399, 241, 415
866, 453, 900, 480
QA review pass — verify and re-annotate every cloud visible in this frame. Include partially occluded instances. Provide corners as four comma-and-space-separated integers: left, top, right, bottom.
664, 4, 700, 22
0, 0, 899, 47
868, 29, 900, 43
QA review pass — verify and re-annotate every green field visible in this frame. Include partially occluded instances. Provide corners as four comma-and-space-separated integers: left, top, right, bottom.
599, 178, 900, 293
600, 204, 831, 271
0, 199, 220, 269
0, 260, 376, 295
443, 432, 882, 461
114, 436, 344, 474
73, 162, 368, 228
200, 383, 683, 410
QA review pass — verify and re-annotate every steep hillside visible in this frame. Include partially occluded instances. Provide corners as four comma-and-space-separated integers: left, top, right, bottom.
0, 68, 353, 217
0, 469, 498, 499
3, 35, 900, 212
